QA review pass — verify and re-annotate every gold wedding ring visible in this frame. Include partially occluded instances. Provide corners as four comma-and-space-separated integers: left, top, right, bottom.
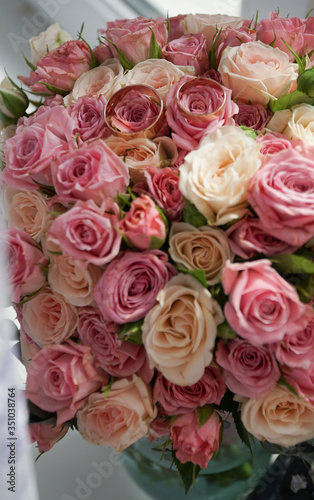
176, 77, 226, 123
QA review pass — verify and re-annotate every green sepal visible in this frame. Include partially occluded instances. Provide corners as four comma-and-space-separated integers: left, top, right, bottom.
269, 28, 276, 47
175, 267, 207, 288
102, 36, 134, 70
37, 82, 69, 96
0, 90, 28, 121
148, 236, 165, 250
268, 90, 314, 113
217, 321, 237, 340
148, 28, 162, 59
210, 28, 222, 71
5, 71, 29, 100
166, 12, 170, 43
183, 199, 207, 228
196, 405, 213, 429
270, 253, 314, 275
117, 319, 143, 345
103, 376, 115, 399
172, 451, 201, 494
22, 52, 37, 71
281, 37, 306, 72
278, 376, 301, 398
305, 8, 313, 19
77, 23, 99, 69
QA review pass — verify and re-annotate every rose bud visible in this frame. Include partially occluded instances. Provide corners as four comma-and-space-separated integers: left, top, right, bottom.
0, 77, 28, 126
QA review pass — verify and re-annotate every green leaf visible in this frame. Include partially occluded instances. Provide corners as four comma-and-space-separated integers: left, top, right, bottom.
296, 274, 314, 303
117, 320, 143, 345
209, 283, 228, 308
270, 253, 314, 275
22, 52, 37, 71
102, 36, 134, 70
196, 405, 213, 429
213, 389, 239, 413
278, 376, 301, 398
175, 267, 207, 288
115, 192, 132, 210
183, 199, 207, 227
239, 125, 257, 140
233, 412, 254, 456
148, 28, 162, 59
37, 82, 69, 96
297, 67, 314, 97
210, 28, 222, 71
48, 250, 63, 256
217, 321, 237, 340
268, 90, 314, 113
172, 451, 201, 494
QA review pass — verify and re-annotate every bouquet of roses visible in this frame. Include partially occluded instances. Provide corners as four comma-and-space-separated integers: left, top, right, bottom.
1, 9, 314, 493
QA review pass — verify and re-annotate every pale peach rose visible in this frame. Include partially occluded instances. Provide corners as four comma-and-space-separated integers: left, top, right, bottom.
22, 286, 77, 347
105, 135, 178, 182
125, 59, 185, 99
3, 185, 54, 242
179, 126, 262, 225
183, 14, 243, 50
282, 103, 314, 145
218, 41, 298, 105
168, 222, 233, 285
241, 384, 314, 447
29, 23, 72, 64
77, 375, 156, 452
64, 59, 125, 105
48, 253, 103, 307
142, 273, 223, 386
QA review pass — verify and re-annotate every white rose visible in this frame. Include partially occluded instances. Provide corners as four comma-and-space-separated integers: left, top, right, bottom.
125, 59, 185, 99
183, 14, 243, 50
142, 273, 223, 386
282, 103, 314, 145
29, 23, 72, 63
241, 384, 314, 447
218, 41, 298, 105
179, 126, 262, 225
169, 222, 234, 285
64, 59, 125, 105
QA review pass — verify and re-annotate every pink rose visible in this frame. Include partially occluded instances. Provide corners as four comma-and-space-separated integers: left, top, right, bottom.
106, 89, 162, 136
165, 76, 238, 151
26, 341, 107, 425
29, 423, 68, 453
256, 12, 305, 62
170, 410, 221, 469
215, 26, 257, 66
101, 17, 167, 65
93, 43, 114, 64
154, 366, 226, 416
5, 228, 47, 303
256, 132, 301, 157
18, 40, 92, 93
21, 285, 77, 346
144, 166, 185, 222
234, 101, 271, 130
165, 14, 186, 42
48, 199, 121, 266
68, 95, 110, 143
215, 338, 280, 399
271, 315, 314, 369
93, 249, 176, 324
248, 148, 314, 246
222, 259, 312, 345
281, 364, 314, 403
51, 139, 129, 205
302, 17, 314, 56
3, 105, 76, 190
119, 195, 167, 251
202, 69, 222, 84
226, 213, 298, 259
77, 375, 156, 452
77, 306, 149, 379
161, 34, 209, 76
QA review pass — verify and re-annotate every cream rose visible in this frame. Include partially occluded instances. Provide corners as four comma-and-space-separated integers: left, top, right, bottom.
64, 59, 125, 104
169, 222, 233, 285
125, 59, 185, 99
3, 186, 54, 242
282, 103, 314, 145
142, 273, 223, 386
183, 14, 243, 50
105, 135, 178, 182
22, 286, 77, 347
77, 375, 156, 452
48, 253, 102, 307
241, 384, 314, 447
29, 23, 72, 64
218, 41, 298, 105
179, 126, 262, 225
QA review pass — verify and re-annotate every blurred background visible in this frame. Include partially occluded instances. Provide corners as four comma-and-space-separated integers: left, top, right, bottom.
0, 0, 313, 499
